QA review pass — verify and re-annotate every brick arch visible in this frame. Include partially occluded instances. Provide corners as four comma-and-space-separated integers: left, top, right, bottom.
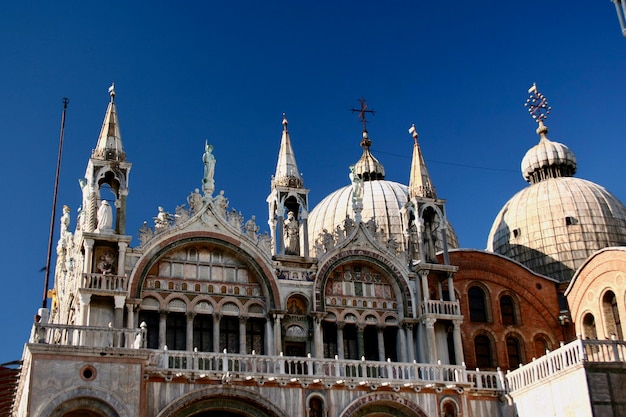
155, 386, 288, 417
339, 393, 428, 417
129, 231, 280, 309
314, 250, 412, 318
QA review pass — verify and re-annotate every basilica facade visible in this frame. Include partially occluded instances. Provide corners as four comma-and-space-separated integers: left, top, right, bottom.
11, 85, 626, 416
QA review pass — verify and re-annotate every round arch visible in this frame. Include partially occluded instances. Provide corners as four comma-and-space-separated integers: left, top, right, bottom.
339, 393, 428, 417
155, 387, 288, 417
35, 387, 130, 417
315, 250, 412, 317
129, 232, 280, 309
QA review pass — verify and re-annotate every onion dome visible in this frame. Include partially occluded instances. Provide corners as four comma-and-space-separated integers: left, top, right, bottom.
353, 130, 385, 181
521, 121, 577, 183
487, 85, 626, 282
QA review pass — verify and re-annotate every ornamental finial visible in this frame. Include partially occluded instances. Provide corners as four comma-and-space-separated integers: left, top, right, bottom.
108, 82, 116, 102
408, 124, 418, 144
282, 113, 288, 131
524, 83, 551, 123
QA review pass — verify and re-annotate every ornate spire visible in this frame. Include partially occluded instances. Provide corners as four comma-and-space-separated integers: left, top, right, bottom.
272, 113, 303, 188
92, 83, 126, 161
521, 84, 577, 183
407, 124, 436, 199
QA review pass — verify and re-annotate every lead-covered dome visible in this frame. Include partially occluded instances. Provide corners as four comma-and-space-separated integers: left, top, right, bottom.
308, 180, 409, 251
308, 128, 458, 255
487, 120, 626, 282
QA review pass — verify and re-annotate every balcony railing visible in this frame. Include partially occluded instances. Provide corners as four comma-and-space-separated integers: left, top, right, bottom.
505, 337, 626, 393
149, 350, 504, 390
28, 323, 504, 391
81, 273, 128, 292
417, 300, 461, 317
30, 323, 145, 349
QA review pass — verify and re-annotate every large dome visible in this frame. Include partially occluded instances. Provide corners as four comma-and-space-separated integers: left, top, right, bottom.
487, 121, 626, 282
308, 180, 409, 251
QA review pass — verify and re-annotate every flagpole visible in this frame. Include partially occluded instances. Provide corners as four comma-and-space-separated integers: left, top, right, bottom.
42, 98, 69, 309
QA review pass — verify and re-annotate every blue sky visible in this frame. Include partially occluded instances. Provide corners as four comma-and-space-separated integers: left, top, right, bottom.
1, 2, 625, 363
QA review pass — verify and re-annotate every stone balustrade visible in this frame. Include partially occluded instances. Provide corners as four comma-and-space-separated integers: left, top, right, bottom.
30, 323, 145, 349
81, 273, 128, 292
150, 350, 504, 391
418, 300, 461, 316
28, 323, 504, 391
505, 337, 626, 393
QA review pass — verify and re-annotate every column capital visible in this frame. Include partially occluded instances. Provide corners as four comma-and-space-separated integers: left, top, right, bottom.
336, 322, 346, 331
113, 295, 125, 309
422, 317, 437, 328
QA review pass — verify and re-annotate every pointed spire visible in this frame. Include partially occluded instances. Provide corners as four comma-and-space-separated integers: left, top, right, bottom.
407, 124, 436, 199
272, 113, 303, 188
92, 83, 126, 162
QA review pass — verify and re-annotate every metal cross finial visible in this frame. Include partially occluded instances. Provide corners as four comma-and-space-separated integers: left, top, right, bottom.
524, 83, 551, 123
351, 98, 375, 132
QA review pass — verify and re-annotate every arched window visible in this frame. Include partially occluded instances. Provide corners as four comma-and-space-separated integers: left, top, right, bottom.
322, 322, 338, 358
468, 286, 487, 322
474, 334, 493, 369
383, 326, 398, 362
308, 397, 324, 417
138, 310, 159, 349
506, 336, 523, 369
603, 291, 623, 340
220, 316, 240, 353
582, 313, 597, 339
193, 314, 213, 352
343, 324, 358, 359
166, 312, 187, 351
500, 295, 517, 325
441, 400, 458, 417
246, 317, 265, 354
363, 325, 379, 361
533, 334, 552, 358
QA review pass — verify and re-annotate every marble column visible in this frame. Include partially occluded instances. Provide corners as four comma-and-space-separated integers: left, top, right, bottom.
265, 316, 274, 355
78, 292, 91, 326
113, 295, 125, 329
357, 324, 365, 359
424, 318, 437, 363
273, 313, 283, 355
117, 242, 128, 279
159, 311, 167, 349
212, 314, 221, 352
126, 304, 135, 329
397, 326, 407, 362
447, 273, 455, 302
404, 322, 415, 362
83, 239, 95, 274
311, 312, 326, 358
239, 316, 248, 354
452, 319, 464, 365
186, 312, 195, 351
336, 322, 345, 360
377, 325, 386, 361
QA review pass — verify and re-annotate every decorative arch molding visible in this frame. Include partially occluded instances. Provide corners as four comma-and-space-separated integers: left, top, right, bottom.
155, 386, 289, 417
35, 386, 130, 417
339, 392, 428, 417
129, 232, 280, 309
314, 250, 412, 317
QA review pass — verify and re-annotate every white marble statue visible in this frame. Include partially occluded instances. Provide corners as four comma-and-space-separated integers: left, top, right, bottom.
284, 211, 300, 255
202, 141, 216, 196
97, 200, 113, 232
